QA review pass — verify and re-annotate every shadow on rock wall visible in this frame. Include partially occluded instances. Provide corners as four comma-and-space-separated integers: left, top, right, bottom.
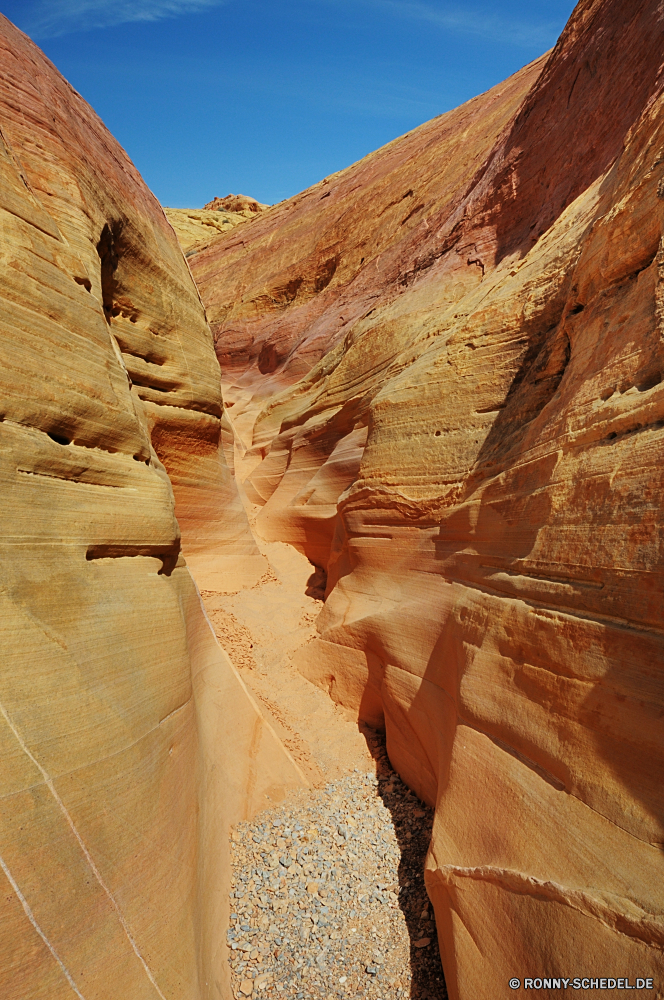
484, 0, 664, 267
362, 726, 448, 1000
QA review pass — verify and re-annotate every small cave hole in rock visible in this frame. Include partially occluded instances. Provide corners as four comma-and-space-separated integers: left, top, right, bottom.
314, 255, 339, 293
96, 220, 124, 321
47, 430, 71, 445
257, 342, 281, 375
636, 371, 662, 392
305, 565, 327, 600
467, 257, 485, 276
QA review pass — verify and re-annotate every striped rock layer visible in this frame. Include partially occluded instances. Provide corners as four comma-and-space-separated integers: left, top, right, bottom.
189, 1, 664, 996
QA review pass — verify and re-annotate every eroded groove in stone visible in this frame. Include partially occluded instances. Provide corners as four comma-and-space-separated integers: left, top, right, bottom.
4, 1, 664, 998
0, 12, 298, 1000
182, 1, 664, 996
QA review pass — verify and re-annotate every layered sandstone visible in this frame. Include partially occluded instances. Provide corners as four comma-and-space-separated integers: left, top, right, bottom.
0, 15, 303, 1000
203, 193, 268, 215
164, 205, 264, 255
190, 0, 664, 996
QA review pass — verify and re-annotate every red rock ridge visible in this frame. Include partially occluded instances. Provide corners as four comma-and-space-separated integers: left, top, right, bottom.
189, 53, 545, 401
203, 193, 268, 214
194, 1, 664, 996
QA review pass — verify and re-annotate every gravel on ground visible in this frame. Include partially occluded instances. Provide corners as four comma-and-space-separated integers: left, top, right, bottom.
227, 738, 447, 1000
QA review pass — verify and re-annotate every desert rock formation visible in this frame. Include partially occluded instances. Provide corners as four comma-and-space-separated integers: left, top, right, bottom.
165, 202, 266, 255
0, 15, 303, 1000
189, 0, 664, 996
204, 194, 268, 215
4, 0, 664, 997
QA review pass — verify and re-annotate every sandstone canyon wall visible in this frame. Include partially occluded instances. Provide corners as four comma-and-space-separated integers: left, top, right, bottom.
189, 1, 664, 996
0, 16, 304, 1000
164, 199, 267, 256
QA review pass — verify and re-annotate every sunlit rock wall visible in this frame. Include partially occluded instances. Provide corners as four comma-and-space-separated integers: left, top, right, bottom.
0, 18, 266, 593
192, 1, 664, 995
0, 16, 302, 1000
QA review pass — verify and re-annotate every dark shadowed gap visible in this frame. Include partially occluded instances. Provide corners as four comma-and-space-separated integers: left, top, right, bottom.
361, 725, 448, 1000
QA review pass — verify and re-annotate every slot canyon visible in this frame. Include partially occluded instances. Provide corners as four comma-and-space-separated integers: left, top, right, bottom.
1, 1, 663, 999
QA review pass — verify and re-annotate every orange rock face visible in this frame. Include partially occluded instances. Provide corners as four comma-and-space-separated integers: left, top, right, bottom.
0, 15, 303, 1000
203, 193, 268, 214
192, 0, 664, 995
191, 54, 544, 399
1, 19, 267, 593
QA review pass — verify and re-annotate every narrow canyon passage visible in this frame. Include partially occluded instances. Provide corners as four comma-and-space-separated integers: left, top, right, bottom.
3, 5, 664, 997
199, 545, 447, 1000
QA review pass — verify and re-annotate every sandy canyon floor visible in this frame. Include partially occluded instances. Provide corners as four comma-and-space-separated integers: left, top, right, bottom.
200, 539, 447, 1000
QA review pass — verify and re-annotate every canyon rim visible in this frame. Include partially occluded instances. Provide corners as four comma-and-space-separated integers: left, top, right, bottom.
1, 1, 664, 999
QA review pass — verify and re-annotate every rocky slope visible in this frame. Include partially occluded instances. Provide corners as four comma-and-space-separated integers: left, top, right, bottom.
164, 207, 252, 253
165, 195, 268, 255
0, 15, 303, 1000
204, 194, 268, 215
188, 1, 664, 996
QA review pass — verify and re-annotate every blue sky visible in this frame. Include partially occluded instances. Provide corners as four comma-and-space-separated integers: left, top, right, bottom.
1, 0, 576, 207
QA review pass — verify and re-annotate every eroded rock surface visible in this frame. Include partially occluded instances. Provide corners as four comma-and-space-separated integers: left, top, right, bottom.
204, 194, 268, 215
0, 18, 267, 593
165, 205, 265, 255
0, 15, 302, 1000
192, 1, 664, 996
